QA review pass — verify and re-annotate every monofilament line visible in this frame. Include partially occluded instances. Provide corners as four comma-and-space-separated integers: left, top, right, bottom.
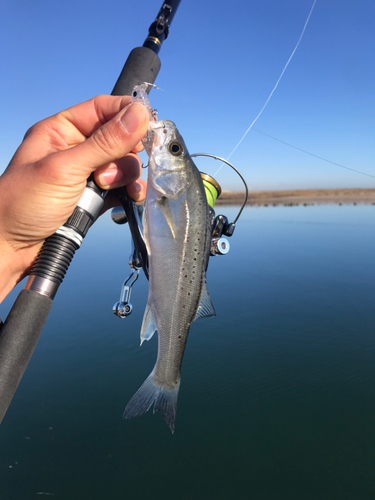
221, 0, 317, 171
252, 127, 375, 180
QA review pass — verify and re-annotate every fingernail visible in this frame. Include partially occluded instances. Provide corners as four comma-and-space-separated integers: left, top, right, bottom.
119, 103, 147, 134
98, 167, 123, 187
132, 181, 142, 193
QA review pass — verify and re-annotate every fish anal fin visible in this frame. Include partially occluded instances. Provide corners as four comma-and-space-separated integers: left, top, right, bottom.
140, 303, 157, 345
194, 281, 216, 321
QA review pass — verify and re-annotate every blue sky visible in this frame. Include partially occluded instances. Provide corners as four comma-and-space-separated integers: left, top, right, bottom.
1, 0, 374, 191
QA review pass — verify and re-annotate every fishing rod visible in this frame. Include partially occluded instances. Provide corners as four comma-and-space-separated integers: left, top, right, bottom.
0, 0, 182, 424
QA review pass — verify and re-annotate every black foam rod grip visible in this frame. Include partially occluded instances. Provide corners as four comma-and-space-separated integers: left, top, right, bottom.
0, 289, 53, 423
111, 47, 161, 96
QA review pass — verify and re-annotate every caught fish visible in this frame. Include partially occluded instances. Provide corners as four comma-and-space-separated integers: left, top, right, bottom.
123, 119, 215, 432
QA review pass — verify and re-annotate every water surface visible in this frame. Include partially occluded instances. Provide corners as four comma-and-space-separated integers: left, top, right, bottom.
1, 204, 375, 499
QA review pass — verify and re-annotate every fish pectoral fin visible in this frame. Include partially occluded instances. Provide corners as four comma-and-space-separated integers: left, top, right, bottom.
156, 196, 176, 239
193, 281, 216, 321
140, 303, 157, 345
143, 209, 151, 256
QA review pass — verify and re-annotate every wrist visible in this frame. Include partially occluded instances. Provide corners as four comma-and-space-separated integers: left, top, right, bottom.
0, 177, 41, 303
0, 240, 21, 303
0, 237, 40, 304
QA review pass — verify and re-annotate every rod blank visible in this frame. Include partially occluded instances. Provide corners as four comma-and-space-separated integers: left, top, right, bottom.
0, 290, 53, 423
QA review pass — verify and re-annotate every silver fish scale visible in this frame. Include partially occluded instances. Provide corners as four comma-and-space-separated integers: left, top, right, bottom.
148, 185, 210, 389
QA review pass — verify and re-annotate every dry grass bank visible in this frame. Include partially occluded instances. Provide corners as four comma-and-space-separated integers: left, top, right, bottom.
216, 188, 375, 206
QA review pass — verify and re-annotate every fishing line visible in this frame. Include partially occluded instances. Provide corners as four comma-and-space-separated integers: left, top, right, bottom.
214, 0, 317, 177
191, 154, 249, 224
251, 128, 375, 180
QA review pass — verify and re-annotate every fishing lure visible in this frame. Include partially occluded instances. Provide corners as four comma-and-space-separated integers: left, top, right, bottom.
131, 82, 158, 155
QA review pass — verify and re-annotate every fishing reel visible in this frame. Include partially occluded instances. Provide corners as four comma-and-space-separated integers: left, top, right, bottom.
111, 154, 248, 318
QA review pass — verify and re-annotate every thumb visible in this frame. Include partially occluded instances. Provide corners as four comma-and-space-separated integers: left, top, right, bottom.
48, 102, 149, 182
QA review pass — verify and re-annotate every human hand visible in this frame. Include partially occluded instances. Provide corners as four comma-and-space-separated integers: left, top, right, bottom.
0, 95, 149, 302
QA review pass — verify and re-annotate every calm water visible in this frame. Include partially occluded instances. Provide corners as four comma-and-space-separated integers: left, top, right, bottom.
1, 204, 375, 499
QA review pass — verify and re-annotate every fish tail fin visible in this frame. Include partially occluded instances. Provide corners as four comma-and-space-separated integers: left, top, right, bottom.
123, 372, 180, 433
153, 381, 180, 433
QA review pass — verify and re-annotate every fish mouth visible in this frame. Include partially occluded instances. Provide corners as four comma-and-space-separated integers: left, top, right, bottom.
148, 120, 179, 149
148, 120, 176, 132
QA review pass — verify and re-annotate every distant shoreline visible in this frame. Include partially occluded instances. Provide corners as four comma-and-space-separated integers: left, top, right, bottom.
216, 188, 375, 206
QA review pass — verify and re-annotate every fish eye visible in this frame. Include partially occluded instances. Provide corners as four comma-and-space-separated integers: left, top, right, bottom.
169, 141, 184, 156
132, 90, 137, 97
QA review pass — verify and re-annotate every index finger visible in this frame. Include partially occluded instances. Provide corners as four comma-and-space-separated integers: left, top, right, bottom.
58, 95, 133, 137
15, 95, 135, 166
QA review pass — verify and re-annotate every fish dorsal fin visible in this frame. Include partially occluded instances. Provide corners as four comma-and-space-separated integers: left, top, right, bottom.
193, 281, 216, 321
140, 303, 157, 345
